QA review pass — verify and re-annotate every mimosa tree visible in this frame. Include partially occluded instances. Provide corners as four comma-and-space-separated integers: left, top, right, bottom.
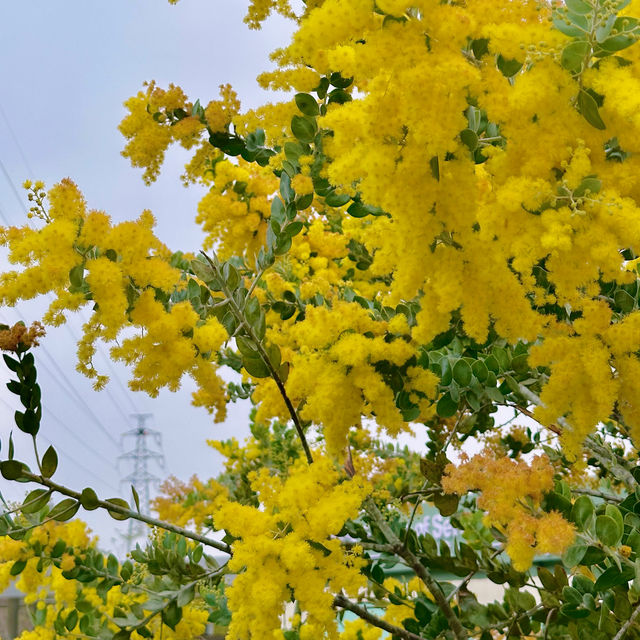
3, 0, 640, 638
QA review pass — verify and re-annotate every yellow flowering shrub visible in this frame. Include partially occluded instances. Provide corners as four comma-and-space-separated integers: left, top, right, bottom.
6, 0, 640, 639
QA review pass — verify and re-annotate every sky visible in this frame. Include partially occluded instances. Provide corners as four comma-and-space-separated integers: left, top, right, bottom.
0, 0, 296, 550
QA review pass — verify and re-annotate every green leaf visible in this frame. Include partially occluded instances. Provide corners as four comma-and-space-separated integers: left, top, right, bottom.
347, 200, 385, 218
283, 221, 304, 238
565, 0, 593, 14
371, 564, 385, 584
187, 278, 201, 300
80, 487, 99, 510
295, 193, 314, 210
574, 176, 601, 197
22, 489, 50, 514
236, 335, 258, 358
1, 460, 25, 480
434, 492, 459, 516
291, 115, 317, 143
69, 264, 85, 288
131, 485, 141, 513
3, 354, 20, 373
571, 495, 594, 530
64, 609, 78, 631
537, 567, 559, 591
242, 355, 270, 378
553, 17, 587, 37
48, 498, 80, 522
429, 156, 440, 181
596, 514, 622, 546
606, 504, 624, 534
599, 31, 638, 53
497, 55, 522, 77
177, 584, 195, 608
460, 128, 478, 152
563, 543, 587, 567
596, 13, 617, 42
271, 196, 286, 226
561, 40, 590, 73
328, 88, 352, 105
221, 262, 240, 290
41, 445, 58, 478
107, 553, 119, 576
10, 559, 26, 576
280, 171, 294, 202
18, 409, 39, 436
294, 93, 320, 117
581, 545, 606, 565
614, 289, 635, 313
436, 392, 458, 418
577, 89, 606, 129
325, 190, 351, 207
105, 498, 130, 521
452, 359, 472, 386
594, 565, 634, 591
161, 601, 183, 631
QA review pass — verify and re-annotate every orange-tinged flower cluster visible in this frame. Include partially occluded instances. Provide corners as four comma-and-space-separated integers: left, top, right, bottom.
442, 451, 575, 571
0, 321, 45, 352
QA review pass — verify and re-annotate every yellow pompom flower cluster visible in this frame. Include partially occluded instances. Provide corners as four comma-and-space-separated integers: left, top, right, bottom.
0, 179, 229, 418
442, 451, 575, 571
119, 81, 204, 184
214, 457, 370, 639
196, 158, 278, 260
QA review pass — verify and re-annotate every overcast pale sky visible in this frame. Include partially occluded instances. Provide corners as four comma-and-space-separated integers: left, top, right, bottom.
0, 1, 294, 549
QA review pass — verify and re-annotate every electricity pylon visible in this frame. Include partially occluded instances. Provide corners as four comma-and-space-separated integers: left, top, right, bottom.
118, 413, 165, 549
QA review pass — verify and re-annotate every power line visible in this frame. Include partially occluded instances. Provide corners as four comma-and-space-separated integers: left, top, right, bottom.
0, 397, 119, 493
43, 404, 118, 472
0, 104, 142, 419
0, 308, 119, 449
28, 345, 120, 448
0, 104, 35, 177
0, 156, 28, 217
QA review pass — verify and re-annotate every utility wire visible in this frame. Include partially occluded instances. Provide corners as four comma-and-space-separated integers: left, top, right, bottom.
0, 156, 28, 217
0, 397, 119, 493
0, 308, 119, 449
0, 104, 142, 419
43, 404, 118, 472
0, 104, 35, 177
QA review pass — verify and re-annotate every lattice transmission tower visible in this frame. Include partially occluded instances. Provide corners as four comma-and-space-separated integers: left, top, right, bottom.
118, 413, 166, 548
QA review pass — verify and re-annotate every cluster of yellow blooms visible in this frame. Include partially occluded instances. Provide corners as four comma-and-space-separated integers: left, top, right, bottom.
442, 451, 575, 571
214, 457, 370, 639
0, 179, 228, 418
5, 3, 640, 635
111, 0, 640, 457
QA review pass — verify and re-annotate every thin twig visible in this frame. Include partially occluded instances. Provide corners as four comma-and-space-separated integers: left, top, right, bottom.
403, 479, 429, 545
572, 487, 623, 503
333, 594, 426, 640
202, 251, 313, 464
364, 497, 468, 640
613, 600, 640, 640
515, 384, 636, 487
20, 470, 232, 555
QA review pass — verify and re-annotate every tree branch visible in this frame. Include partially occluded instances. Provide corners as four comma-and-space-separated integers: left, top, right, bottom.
363, 497, 468, 640
333, 594, 427, 640
515, 384, 636, 487
20, 470, 232, 555
202, 251, 313, 464
613, 599, 640, 640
